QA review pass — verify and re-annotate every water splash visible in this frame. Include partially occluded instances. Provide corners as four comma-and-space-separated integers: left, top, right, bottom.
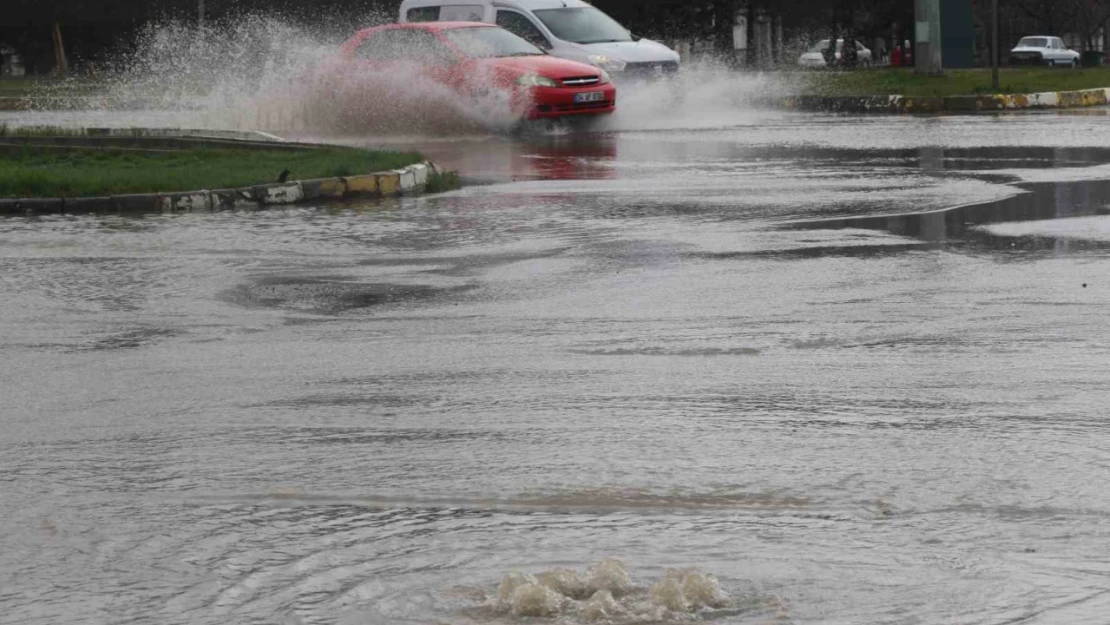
31, 14, 520, 134
26, 16, 792, 136
601, 60, 797, 133
481, 558, 733, 623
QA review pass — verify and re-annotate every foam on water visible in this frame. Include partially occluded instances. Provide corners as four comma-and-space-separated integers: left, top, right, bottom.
483, 558, 732, 623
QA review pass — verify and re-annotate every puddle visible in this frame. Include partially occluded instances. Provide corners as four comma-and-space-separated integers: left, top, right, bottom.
787, 178, 1110, 253
221, 276, 474, 314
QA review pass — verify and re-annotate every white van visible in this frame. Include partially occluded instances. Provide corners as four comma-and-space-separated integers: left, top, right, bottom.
398, 0, 680, 79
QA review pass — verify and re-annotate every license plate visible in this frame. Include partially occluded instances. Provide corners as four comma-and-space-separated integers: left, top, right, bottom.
574, 91, 605, 104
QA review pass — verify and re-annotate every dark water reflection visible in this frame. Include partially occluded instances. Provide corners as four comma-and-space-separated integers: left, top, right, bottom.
790, 178, 1110, 254
396, 132, 1110, 185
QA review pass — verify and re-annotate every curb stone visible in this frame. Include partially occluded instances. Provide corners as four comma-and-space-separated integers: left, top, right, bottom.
0, 161, 440, 217
779, 86, 1110, 113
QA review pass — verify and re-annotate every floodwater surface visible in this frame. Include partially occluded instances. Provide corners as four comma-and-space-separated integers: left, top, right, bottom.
3, 111, 1110, 625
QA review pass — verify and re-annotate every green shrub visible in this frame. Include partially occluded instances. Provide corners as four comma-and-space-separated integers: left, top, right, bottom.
424, 170, 461, 194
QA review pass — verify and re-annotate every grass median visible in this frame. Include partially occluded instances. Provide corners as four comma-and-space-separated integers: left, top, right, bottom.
0, 76, 105, 97
801, 66, 1110, 97
0, 146, 425, 199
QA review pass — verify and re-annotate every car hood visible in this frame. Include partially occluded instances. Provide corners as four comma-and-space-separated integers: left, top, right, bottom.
1010, 46, 1045, 53
474, 55, 603, 79
575, 39, 679, 63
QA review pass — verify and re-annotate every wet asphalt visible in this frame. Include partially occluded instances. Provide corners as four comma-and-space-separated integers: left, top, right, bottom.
3, 108, 1110, 624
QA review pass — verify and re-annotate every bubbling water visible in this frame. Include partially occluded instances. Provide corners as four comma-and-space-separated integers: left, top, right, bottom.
483, 558, 732, 623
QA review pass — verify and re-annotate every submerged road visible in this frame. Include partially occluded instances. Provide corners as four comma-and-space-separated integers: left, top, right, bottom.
3, 109, 1110, 624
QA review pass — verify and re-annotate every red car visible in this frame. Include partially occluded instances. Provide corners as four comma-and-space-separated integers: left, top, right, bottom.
336, 22, 616, 121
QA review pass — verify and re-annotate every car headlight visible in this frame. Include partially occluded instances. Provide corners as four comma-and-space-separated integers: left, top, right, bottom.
515, 73, 559, 88
588, 54, 627, 72
598, 70, 611, 85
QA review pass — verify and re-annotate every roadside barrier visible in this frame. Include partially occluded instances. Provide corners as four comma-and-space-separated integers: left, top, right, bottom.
0, 158, 440, 218
780, 87, 1110, 113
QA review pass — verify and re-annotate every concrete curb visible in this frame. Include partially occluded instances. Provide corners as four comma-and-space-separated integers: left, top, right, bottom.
779, 86, 1110, 113
0, 162, 440, 217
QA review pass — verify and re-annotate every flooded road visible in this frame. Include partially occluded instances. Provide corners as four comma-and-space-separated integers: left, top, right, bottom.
3, 110, 1110, 625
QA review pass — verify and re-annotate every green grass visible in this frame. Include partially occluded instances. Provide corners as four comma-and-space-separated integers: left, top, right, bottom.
800, 66, 1110, 97
0, 77, 42, 95
0, 124, 86, 137
0, 76, 105, 97
424, 170, 460, 194
0, 147, 424, 198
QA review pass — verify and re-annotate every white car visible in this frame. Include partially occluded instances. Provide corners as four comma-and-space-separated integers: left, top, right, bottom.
1009, 36, 1080, 67
798, 39, 872, 68
399, 0, 681, 79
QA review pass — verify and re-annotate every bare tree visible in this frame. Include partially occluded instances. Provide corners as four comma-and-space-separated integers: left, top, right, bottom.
1071, 0, 1110, 50
711, 0, 739, 65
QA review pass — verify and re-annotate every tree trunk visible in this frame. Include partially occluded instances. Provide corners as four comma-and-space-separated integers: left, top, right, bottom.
773, 13, 784, 66
712, 0, 737, 66
826, 20, 840, 67
52, 22, 67, 78
746, 2, 757, 67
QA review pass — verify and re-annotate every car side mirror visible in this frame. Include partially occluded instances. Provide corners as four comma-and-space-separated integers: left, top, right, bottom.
630, 31, 642, 42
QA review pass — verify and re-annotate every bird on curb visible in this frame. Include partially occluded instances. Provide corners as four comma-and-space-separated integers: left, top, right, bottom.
277, 169, 291, 183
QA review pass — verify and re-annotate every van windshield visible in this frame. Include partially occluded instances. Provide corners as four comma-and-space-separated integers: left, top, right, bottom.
533, 7, 632, 44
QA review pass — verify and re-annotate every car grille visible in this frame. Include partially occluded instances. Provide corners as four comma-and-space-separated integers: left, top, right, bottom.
1009, 51, 1043, 65
553, 100, 613, 112
562, 76, 600, 87
620, 61, 680, 78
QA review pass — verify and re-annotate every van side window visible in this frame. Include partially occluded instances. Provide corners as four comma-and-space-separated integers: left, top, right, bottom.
440, 5, 485, 21
407, 7, 440, 22
495, 11, 550, 48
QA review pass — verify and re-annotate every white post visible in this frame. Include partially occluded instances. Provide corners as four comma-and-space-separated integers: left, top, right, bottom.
914, 0, 943, 74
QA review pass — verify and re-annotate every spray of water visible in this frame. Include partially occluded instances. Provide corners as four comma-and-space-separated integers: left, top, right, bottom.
601, 59, 798, 133
471, 558, 734, 623
29, 15, 797, 137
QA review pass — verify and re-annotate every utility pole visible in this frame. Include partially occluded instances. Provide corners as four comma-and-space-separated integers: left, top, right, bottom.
991, 0, 999, 90
198, 0, 205, 30
914, 0, 943, 74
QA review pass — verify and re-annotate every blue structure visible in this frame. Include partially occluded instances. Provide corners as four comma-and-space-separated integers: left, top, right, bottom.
942, 0, 976, 68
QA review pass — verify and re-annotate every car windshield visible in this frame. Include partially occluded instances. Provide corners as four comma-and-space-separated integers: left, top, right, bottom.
442, 26, 544, 58
1017, 37, 1048, 48
533, 7, 632, 44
